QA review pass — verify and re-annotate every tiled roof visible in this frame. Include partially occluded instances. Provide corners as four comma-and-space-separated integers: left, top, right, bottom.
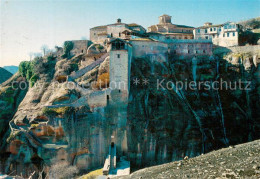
174, 24, 194, 28
159, 14, 171, 17
197, 24, 223, 29
90, 25, 107, 30
130, 37, 157, 41
128, 23, 141, 27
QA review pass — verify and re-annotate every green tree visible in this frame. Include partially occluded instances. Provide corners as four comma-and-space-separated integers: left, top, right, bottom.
19, 61, 30, 77
63, 41, 74, 58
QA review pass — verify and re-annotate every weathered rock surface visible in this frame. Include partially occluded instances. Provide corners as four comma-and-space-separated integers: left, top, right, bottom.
118, 139, 260, 179
0, 45, 259, 178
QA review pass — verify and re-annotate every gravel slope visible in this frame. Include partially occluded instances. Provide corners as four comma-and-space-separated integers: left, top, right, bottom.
119, 140, 260, 179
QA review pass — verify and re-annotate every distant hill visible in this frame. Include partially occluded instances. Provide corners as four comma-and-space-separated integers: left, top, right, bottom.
3, 66, 19, 74
238, 17, 260, 30
0, 67, 13, 84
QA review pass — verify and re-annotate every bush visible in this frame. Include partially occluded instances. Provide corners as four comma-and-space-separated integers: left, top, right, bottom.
63, 41, 74, 58
49, 161, 78, 179
30, 74, 39, 87
42, 107, 72, 116
47, 55, 56, 61
19, 61, 32, 78
69, 63, 79, 73
95, 72, 109, 89
19, 60, 39, 87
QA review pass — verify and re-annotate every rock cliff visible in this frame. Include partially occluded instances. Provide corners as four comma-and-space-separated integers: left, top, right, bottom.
0, 45, 259, 178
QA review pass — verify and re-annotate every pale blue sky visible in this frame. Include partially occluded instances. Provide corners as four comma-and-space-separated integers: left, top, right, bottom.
0, 0, 259, 66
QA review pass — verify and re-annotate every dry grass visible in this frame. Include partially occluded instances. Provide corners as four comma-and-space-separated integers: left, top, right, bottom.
95, 72, 109, 89
78, 168, 103, 179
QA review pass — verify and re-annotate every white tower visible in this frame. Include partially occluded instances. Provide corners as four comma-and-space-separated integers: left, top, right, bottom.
108, 39, 132, 96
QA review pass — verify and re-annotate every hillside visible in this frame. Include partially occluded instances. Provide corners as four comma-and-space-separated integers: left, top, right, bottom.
238, 17, 260, 30
0, 67, 13, 84
0, 41, 259, 178
3, 66, 19, 74
119, 140, 260, 179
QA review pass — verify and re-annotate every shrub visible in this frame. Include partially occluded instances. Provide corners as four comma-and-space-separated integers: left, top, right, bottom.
53, 96, 70, 103
47, 55, 56, 61
55, 75, 67, 83
95, 72, 109, 89
30, 74, 39, 87
19, 61, 32, 78
69, 63, 79, 73
49, 161, 78, 179
63, 41, 74, 58
42, 107, 72, 116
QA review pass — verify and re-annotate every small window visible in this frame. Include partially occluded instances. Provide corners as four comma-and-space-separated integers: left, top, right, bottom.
203, 50, 206, 54
188, 50, 190, 54
214, 28, 216, 31
227, 32, 229, 37
213, 34, 215, 38
205, 29, 208, 33
174, 50, 177, 54
111, 33, 113, 37
210, 28, 212, 31
219, 28, 221, 32
117, 54, 120, 58
196, 50, 198, 54
223, 33, 225, 37
197, 29, 200, 33
205, 36, 208, 39
119, 32, 121, 37
94, 33, 96, 35
233, 32, 235, 36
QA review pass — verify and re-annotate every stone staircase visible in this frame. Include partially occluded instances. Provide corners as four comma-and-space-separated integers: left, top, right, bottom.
69, 53, 109, 80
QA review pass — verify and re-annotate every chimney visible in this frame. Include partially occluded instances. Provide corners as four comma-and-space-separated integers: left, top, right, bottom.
204, 22, 213, 26
117, 18, 121, 23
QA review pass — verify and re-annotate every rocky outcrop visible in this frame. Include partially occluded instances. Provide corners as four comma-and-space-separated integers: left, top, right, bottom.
0, 45, 259, 178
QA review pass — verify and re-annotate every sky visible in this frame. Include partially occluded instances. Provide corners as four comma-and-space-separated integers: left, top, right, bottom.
0, 0, 259, 67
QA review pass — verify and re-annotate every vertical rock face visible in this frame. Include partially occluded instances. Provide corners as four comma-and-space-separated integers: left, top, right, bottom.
127, 52, 259, 170
0, 48, 259, 177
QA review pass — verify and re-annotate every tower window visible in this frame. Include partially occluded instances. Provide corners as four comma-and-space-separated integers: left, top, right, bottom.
117, 54, 120, 58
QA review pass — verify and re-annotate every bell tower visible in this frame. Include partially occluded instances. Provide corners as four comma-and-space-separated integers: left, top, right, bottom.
108, 39, 132, 95
159, 14, 172, 24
